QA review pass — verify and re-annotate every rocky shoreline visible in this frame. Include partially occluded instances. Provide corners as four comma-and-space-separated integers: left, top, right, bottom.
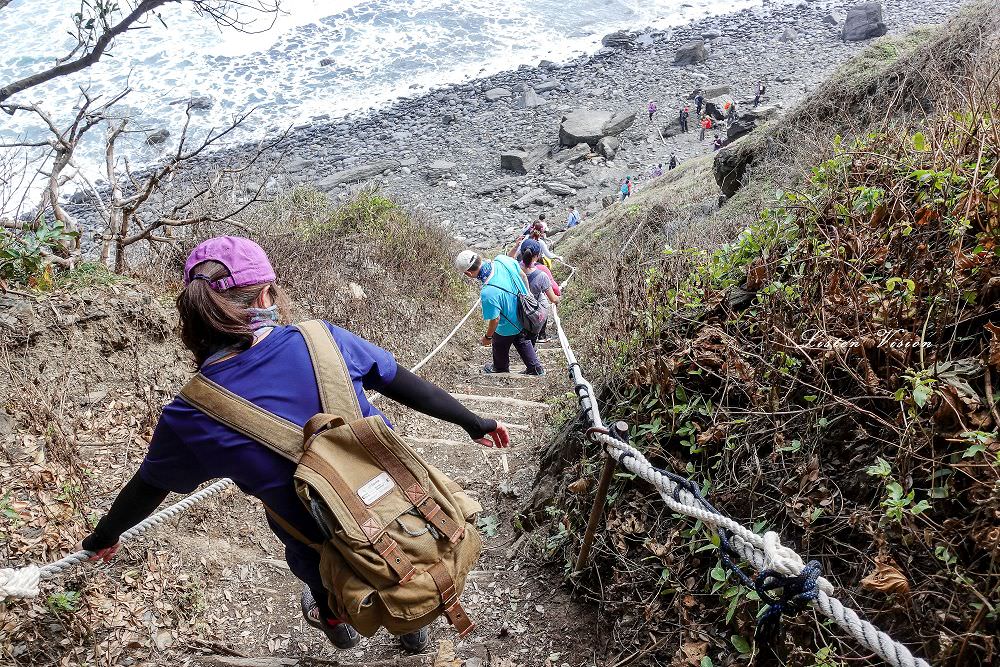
66, 0, 972, 252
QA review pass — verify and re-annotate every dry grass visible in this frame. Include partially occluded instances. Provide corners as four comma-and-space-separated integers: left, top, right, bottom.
540, 9, 1000, 667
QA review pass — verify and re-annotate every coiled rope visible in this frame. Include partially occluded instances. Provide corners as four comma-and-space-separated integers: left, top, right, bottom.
548, 258, 931, 667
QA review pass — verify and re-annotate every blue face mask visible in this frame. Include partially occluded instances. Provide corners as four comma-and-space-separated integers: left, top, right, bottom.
476, 261, 493, 283
247, 305, 279, 330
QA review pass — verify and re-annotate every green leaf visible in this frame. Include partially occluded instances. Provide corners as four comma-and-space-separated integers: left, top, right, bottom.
475, 514, 500, 538
710, 566, 727, 582
865, 457, 892, 478
731, 635, 752, 655
701, 658, 714, 667
913, 132, 927, 152
910, 499, 932, 515
962, 443, 986, 459
912, 384, 932, 408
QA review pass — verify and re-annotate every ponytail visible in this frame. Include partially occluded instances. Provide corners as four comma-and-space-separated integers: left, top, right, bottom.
176, 260, 290, 366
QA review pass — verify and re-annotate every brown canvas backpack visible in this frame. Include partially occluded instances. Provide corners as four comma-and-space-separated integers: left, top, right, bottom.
178, 320, 482, 638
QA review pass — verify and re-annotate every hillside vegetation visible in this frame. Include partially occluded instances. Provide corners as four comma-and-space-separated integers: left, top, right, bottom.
0, 188, 472, 666
542, 5, 1000, 666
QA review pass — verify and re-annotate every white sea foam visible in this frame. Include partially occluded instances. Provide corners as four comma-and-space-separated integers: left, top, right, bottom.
0, 0, 766, 204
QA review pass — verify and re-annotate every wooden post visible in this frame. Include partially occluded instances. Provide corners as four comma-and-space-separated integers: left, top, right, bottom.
574, 421, 628, 572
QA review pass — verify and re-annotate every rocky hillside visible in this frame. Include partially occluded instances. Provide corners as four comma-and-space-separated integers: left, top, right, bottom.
534, 4, 1000, 666
62, 0, 970, 254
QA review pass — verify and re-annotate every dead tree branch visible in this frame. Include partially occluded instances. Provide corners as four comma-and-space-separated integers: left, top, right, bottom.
0, 1, 281, 104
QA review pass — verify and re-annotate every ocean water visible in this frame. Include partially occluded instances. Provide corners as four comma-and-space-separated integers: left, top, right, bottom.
0, 0, 761, 198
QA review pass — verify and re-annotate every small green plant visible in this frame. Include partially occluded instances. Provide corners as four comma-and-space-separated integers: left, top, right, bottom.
811, 646, 846, 667
476, 514, 500, 538
46, 591, 81, 614
0, 217, 78, 285
882, 482, 931, 522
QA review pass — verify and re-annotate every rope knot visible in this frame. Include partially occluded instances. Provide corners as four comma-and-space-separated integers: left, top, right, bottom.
754, 560, 823, 646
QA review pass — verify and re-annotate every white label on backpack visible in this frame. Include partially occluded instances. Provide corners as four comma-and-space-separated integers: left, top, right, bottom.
357, 472, 395, 506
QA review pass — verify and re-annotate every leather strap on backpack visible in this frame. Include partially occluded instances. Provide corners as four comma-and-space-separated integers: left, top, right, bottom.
351, 419, 465, 544
179, 375, 301, 462
300, 450, 417, 585
428, 561, 475, 638
297, 320, 364, 422
262, 504, 321, 552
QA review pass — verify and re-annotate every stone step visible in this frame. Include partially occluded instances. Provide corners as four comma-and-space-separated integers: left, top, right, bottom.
449, 392, 548, 409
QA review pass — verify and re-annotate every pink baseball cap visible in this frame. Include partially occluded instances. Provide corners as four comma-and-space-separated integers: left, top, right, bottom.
183, 236, 276, 291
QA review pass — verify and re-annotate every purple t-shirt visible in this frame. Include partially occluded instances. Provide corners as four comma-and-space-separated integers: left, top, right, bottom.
138, 322, 397, 590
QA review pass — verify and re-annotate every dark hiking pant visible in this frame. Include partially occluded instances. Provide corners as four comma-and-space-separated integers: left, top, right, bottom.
493, 331, 542, 373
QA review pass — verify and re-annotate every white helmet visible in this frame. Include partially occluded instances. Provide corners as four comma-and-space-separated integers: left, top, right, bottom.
454, 250, 478, 273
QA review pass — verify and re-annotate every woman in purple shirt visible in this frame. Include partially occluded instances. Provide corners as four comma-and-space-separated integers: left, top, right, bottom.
81, 237, 509, 653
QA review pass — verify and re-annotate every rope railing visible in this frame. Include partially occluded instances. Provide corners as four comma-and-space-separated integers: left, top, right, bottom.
0, 298, 484, 600
548, 260, 932, 667
1, 251, 934, 667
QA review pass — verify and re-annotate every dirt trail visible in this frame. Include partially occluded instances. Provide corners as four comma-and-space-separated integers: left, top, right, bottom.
164, 332, 597, 667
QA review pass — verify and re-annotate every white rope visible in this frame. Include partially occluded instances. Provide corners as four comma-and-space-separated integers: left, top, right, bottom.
1, 478, 235, 599
2, 296, 482, 599
548, 275, 932, 667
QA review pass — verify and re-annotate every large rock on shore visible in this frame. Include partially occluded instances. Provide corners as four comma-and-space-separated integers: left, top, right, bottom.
484, 87, 512, 102
596, 136, 618, 160
601, 31, 636, 48
559, 109, 636, 146
714, 134, 767, 197
514, 89, 546, 109
674, 40, 708, 65
704, 95, 735, 120
727, 118, 756, 142
842, 3, 888, 41
315, 160, 399, 190
500, 146, 548, 174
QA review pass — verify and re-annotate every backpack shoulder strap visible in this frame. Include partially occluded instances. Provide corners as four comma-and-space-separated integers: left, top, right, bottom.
179, 375, 301, 462
296, 320, 363, 422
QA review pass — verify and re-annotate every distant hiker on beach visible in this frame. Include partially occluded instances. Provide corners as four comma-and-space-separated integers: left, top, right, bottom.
669, 154, 678, 170
519, 239, 561, 345
649, 163, 663, 177
521, 212, 547, 237
566, 206, 581, 228
84, 236, 510, 655
700, 115, 713, 141
678, 106, 690, 133
694, 93, 704, 115
647, 100, 657, 121
456, 250, 545, 376
726, 100, 737, 121
753, 80, 766, 107
713, 134, 724, 151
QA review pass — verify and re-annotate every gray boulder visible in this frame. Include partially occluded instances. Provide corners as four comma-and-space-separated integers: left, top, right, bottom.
145, 129, 170, 146
511, 188, 547, 209
542, 182, 575, 196
704, 95, 735, 120
726, 118, 756, 142
603, 111, 637, 137
315, 160, 399, 190
823, 11, 845, 26
673, 40, 708, 65
189, 95, 213, 110
842, 3, 887, 41
534, 80, 561, 93
702, 28, 722, 40
485, 87, 512, 102
596, 136, 618, 160
779, 27, 798, 42
559, 109, 635, 146
553, 143, 593, 163
500, 146, 548, 174
559, 110, 612, 146
514, 88, 546, 109
425, 160, 457, 177
601, 30, 636, 48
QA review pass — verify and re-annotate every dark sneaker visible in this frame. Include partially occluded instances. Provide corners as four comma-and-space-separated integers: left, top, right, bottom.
483, 363, 508, 374
520, 367, 546, 376
301, 588, 361, 649
399, 626, 430, 653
